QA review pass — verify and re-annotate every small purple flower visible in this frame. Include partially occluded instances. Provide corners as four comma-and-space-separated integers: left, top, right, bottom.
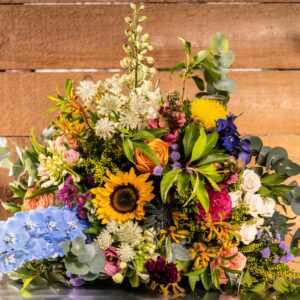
275, 232, 281, 242
262, 247, 271, 259
256, 231, 262, 239
273, 256, 279, 264
280, 253, 294, 263
171, 143, 179, 151
69, 276, 85, 287
153, 166, 163, 177
66, 271, 72, 278
172, 162, 182, 170
170, 151, 180, 162
58, 176, 78, 208
279, 241, 290, 253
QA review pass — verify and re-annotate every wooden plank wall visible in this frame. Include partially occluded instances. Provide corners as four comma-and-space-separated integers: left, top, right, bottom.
0, 0, 299, 268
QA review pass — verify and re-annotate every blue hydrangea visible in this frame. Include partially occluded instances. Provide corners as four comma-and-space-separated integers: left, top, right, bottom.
0, 206, 86, 274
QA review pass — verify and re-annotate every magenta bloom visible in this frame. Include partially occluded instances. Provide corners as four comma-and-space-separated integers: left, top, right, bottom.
164, 130, 179, 145
145, 256, 178, 285
171, 111, 186, 128
196, 187, 232, 221
104, 247, 121, 276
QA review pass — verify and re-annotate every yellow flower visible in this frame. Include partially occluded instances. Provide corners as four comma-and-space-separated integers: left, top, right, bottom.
190, 98, 227, 130
91, 168, 155, 224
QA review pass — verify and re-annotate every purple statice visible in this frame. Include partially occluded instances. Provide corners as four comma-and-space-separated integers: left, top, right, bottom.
279, 241, 290, 253
172, 162, 182, 170
145, 256, 178, 285
66, 270, 85, 287
273, 256, 279, 264
0, 206, 86, 274
215, 114, 252, 164
280, 253, 294, 263
171, 143, 179, 151
262, 247, 271, 259
274, 232, 281, 242
153, 166, 163, 177
256, 231, 262, 239
170, 151, 180, 162
76, 192, 91, 220
58, 176, 79, 208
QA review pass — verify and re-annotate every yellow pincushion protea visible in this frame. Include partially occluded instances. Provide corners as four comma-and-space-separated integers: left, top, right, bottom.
190, 98, 227, 130
91, 168, 155, 224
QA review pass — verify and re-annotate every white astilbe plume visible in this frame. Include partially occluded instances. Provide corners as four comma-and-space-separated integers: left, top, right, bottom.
96, 94, 124, 117
117, 243, 135, 262
115, 220, 143, 246
106, 220, 119, 234
103, 74, 123, 95
94, 118, 116, 140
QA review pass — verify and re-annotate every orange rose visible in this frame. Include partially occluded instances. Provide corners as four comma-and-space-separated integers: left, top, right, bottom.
23, 188, 55, 211
134, 138, 169, 173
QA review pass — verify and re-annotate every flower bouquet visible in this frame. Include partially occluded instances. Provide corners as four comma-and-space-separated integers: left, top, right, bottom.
1, 4, 300, 296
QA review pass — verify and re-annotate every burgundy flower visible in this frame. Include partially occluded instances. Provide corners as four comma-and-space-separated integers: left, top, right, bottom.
196, 187, 232, 221
145, 256, 178, 285
164, 130, 179, 145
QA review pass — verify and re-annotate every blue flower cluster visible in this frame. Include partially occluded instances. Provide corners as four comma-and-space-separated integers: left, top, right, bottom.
215, 114, 252, 164
0, 206, 86, 274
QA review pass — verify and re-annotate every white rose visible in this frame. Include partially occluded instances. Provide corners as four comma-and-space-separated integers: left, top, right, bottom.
241, 170, 261, 194
261, 197, 276, 217
229, 191, 243, 208
239, 223, 257, 245
244, 193, 265, 217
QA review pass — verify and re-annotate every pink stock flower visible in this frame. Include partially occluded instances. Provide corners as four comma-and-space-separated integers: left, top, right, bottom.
164, 130, 179, 145
104, 247, 121, 277
171, 111, 186, 128
211, 247, 247, 284
64, 149, 80, 165
196, 187, 232, 221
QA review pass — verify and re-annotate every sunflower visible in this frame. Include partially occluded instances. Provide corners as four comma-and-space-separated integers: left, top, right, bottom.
91, 168, 155, 223
190, 98, 227, 131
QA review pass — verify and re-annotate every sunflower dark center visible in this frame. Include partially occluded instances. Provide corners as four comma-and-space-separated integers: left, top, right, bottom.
110, 184, 138, 214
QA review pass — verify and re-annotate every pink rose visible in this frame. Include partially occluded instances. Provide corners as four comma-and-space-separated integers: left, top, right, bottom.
164, 129, 179, 145
196, 187, 232, 221
211, 247, 246, 284
104, 247, 121, 277
64, 149, 80, 165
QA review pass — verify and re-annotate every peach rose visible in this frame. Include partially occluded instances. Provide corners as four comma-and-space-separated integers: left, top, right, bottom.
134, 138, 169, 173
211, 247, 247, 285
23, 188, 55, 211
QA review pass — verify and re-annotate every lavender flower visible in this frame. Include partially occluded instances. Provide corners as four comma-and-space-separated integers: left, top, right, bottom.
273, 256, 279, 264
172, 162, 182, 170
262, 247, 271, 259
153, 166, 163, 177
171, 143, 179, 151
274, 232, 281, 242
170, 151, 180, 162
280, 253, 294, 263
279, 241, 290, 253
0, 206, 86, 274
69, 276, 85, 287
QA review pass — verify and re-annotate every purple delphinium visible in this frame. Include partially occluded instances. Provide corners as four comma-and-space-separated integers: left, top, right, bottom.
145, 256, 178, 285
262, 247, 271, 259
153, 166, 163, 177
170, 151, 180, 162
215, 114, 252, 164
58, 176, 79, 208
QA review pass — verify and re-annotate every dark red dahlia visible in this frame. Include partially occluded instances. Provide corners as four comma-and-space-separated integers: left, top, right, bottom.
196, 187, 232, 221
145, 256, 178, 285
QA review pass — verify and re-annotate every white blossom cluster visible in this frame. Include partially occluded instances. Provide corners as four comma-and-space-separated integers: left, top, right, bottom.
96, 220, 156, 263
230, 169, 276, 245
75, 4, 161, 140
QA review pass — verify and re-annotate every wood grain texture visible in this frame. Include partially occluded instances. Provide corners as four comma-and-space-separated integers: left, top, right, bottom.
1, 71, 299, 136
0, 4, 299, 69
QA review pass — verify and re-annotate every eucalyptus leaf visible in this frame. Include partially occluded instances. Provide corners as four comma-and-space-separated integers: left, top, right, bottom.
77, 244, 96, 263
71, 236, 86, 256
213, 79, 236, 93
210, 32, 229, 55
249, 136, 263, 156
89, 252, 106, 274
64, 259, 90, 276
266, 147, 288, 170
171, 243, 189, 261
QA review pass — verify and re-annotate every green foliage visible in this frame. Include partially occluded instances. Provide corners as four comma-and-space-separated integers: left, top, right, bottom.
62, 237, 105, 281
1, 201, 21, 213
0, 137, 12, 169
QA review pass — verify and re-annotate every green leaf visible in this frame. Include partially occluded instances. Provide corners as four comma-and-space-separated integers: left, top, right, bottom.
25, 158, 37, 179
21, 277, 35, 292
129, 273, 140, 288
123, 139, 134, 163
64, 259, 90, 276
78, 244, 96, 263
195, 179, 210, 213
89, 252, 106, 274
170, 62, 185, 73
266, 147, 288, 170
146, 128, 169, 137
65, 79, 73, 97
9, 158, 24, 177
183, 123, 199, 159
25, 186, 57, 199
184, 267, 207, 277
261, 173, 286, 186
179, 37, 191, 55
177, 172, 190, 194
1, 201, 21, 213
220, 265, 242, 274
191, 127, 207, 162
132, 141, 160, 166
160, 169, 181, 203
241, 269, 253, 288
251, 281, 266, 293
200, 269, 211, 291
197, 152, 229, 166
183, 174, 199, 207
203, 131, 219, 157
132, 131, 156, 140
210, 32, 229, 55
71, 236, 85, 256
272, 278, 289, 293
30, 128, 43, 155
189, 275, 199, 292
213, 79, 236, 93
219, 50, 235, 68
249, 136, 263, 156
258, 185, 271, 197
256, 146, 271, 166
192, 76, 205, 91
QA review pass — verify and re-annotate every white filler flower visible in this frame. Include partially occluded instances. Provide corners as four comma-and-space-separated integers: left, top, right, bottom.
95, 118, 116, 139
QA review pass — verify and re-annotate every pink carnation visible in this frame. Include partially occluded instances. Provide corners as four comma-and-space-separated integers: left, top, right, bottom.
196, 187, 232, 221
103, 247, 121, 276
211, 247, 247, 284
